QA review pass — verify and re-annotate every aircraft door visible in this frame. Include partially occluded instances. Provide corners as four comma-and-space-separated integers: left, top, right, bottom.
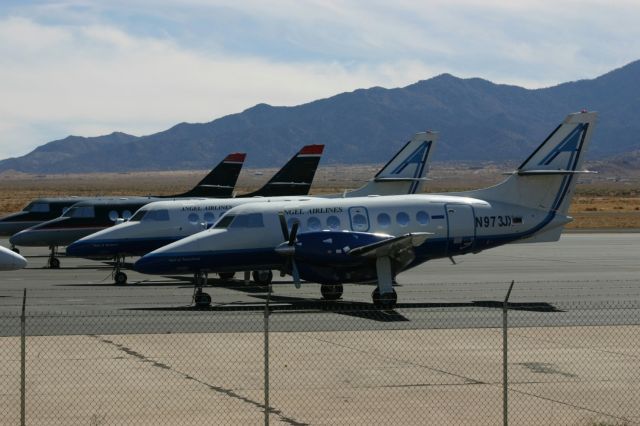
446, 204, 475, 254
348, 206, 370, 232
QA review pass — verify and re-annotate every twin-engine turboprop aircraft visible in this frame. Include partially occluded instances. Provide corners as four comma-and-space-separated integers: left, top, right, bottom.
134, 111, 597, 308
10, 145, 323, 268
66, 132, 437, 285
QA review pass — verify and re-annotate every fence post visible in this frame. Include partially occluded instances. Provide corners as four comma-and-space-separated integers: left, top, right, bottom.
21, 288, 26, 426
263, 283, 271, 426
503, 280, 515, 426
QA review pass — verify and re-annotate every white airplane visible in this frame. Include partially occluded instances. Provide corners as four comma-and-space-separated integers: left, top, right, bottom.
0, 245, 27, 270
66, 131, 437, 285
134, 111, 597, 308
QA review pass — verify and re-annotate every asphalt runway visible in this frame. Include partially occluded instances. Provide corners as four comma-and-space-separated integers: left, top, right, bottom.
1, 233, 639, 335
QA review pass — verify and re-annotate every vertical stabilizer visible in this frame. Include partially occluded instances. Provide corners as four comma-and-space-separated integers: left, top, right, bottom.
169, 153, 246, 198
334, 131, 437, 198
239, 145, 324, 197
458, 111, 597, 241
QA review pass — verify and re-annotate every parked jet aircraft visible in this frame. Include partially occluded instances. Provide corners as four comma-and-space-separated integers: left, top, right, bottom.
0, 152, 247, 252
134, 112, 596, 308
10, 145, 324, 268
66, 132, 436, 285
0, 245, 27, 270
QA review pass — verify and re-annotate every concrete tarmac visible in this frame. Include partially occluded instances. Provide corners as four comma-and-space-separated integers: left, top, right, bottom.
1, 234, 639, 425
0, 233, 638, 335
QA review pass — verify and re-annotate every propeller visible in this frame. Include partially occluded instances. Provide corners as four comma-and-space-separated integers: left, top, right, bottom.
276, 212, 301, 288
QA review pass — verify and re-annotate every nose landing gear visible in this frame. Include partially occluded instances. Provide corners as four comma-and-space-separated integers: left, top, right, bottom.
193, 272, 211, 307
48, 246, 60, 269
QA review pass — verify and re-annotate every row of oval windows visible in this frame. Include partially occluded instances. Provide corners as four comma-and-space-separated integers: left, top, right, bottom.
115, 210, 433, 228
288, 210, 431, 231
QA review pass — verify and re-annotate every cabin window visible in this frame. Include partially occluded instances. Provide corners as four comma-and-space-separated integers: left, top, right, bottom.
377, 213, 391, 228
416, 211, 430, 225
188, 212, 200, 224
214, 215, 235, 229
108, 210, 119, 222
203, 212, 216, 225
27, 202, 50, 213
326, 215, 340, 230
396, 212, 410, 227
65, 206, 95, 218
143, 209, 170, 222
123, 210, 132, 220
231, 213, 265, 228
307, 217, 321, 231
129, 210, 146, 222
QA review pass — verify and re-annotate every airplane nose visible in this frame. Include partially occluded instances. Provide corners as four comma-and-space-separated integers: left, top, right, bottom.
66, 240, 92, 257
15, 254, 27, 269
133, 254, 164, 275
9, 230, 32, 247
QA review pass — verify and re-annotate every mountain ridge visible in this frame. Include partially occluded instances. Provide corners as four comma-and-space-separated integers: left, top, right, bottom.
2, 60, 639, 173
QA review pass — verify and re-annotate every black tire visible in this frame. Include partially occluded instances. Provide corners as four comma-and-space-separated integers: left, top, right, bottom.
218, 272, 235, 281
320, 283, 343, 301
372, 288, 397, 309
252, 270, 273, 285
114, 271, 128, 285
49, 257, 60, 269
11, 247, 20, 254
195, 292, 212, 307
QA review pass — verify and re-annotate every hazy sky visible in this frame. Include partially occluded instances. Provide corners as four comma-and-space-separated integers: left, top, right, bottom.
1, 0, 639, 159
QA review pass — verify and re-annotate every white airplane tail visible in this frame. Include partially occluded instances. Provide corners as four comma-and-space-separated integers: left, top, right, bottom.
340, 131, 437, 197
460, 111, 597, 240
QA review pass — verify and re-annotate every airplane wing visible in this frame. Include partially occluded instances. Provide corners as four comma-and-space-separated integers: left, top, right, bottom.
348, 232, 431, 258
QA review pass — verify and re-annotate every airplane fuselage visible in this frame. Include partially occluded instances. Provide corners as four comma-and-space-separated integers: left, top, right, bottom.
134, 194, 570, 280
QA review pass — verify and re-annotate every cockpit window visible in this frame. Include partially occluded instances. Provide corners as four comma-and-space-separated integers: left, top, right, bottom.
129, 209, 146, 222
214, 215, 235, 229
26, 202, 50, 213
142, 209, 170, 222
230, 213, 264, 228
64, 206, 95, 218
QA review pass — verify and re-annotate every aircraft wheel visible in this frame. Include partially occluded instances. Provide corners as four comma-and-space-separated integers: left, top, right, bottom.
252, 270, 273, 286
194, 292, 212, 307
372, 288, 397, 309
11, 247, 20, 254
219, 272, 235, 281
114, 271, 128, 285
321, 283, 343, 301
49, 257, 60, 269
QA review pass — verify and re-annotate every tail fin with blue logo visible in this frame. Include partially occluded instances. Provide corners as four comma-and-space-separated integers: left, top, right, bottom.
459, 111, 597, 242
337, 131, 437, 198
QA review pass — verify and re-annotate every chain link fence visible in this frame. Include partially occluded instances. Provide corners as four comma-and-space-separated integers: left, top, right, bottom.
1, 300, 639, 425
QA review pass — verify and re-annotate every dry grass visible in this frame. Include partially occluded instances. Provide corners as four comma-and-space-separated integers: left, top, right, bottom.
1, 166, 639, 229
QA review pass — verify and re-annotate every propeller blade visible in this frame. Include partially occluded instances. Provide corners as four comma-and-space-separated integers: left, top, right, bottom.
278, 212, 289, 241
292, 260, 301, 288
288, 222, 299, 246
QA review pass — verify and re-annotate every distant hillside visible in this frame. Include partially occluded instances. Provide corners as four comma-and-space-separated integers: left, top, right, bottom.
2, 60, 640, 173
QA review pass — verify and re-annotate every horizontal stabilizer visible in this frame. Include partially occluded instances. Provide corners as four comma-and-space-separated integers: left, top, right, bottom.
503, 170, 597, 176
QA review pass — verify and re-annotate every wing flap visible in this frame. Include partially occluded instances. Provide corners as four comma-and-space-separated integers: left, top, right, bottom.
348, 232, 431, 258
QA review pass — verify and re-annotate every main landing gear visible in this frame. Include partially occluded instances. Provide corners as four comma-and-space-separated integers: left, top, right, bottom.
372, 256, 398, 309
252, 270, 273, 287
193, 272, 211, 307
320, 283, 343, 301
48, 245, 60, 269
10, 245, 20, 254
112, 254, 127, 285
